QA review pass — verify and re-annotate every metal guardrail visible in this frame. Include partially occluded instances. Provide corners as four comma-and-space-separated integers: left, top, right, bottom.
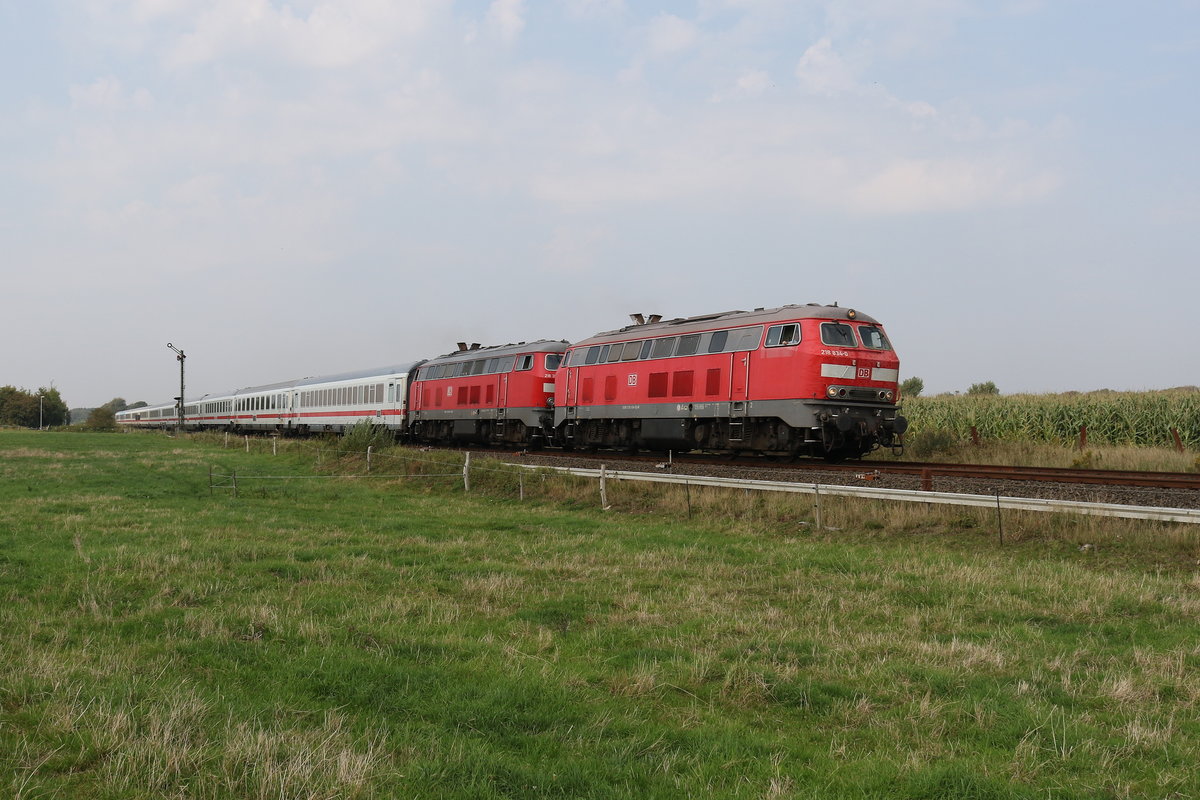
519, 465, 1200, 525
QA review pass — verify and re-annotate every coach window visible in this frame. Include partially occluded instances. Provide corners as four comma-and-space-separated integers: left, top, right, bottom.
765, 324, 800, 347
620, 341, 642, 361
651, 337, 676, 359
820, 322, 858, 348
545, 354, 562, 370
857, 326, 892, 350
676, 334, 700, 356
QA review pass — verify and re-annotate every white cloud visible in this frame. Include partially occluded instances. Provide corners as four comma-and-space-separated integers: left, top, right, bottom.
795, 37, 858, 96
646, 13, 699, 55
848, 158, 1060, 214
161, 0, 440, 68
69, 76, 154, 110
486, 0, 527, 44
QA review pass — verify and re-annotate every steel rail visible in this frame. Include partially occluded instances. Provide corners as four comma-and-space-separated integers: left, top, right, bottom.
514, 450, 1200, 490
515, 464, 1200, 525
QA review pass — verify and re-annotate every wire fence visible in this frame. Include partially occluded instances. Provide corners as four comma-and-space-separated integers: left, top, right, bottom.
198, 431, 1200, 531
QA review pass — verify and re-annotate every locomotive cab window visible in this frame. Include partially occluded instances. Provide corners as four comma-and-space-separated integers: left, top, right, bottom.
517, 355, 536, 370
820, 322, 858, 348
857, 326, 892, 350
545, 354, 562, 370
765, 324, 801, 347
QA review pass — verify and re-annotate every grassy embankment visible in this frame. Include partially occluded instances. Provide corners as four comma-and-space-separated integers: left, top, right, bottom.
3, 430, 1200, 799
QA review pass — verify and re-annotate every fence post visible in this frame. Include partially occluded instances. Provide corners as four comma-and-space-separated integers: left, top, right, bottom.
463, 451, 471, 492
970, 426, 980, 446
272, 437, 277, 456
1172, 427, 1184, 453
600, 464, 609, 509
813, 483, 823, 530
224, 432, 229, 448
245, 435, 250, 453
367, 445, 373, 473
209, 465, 213, 496
1078, 425, 1087, 451
685, 480, 692, 519
232, 469, 238, 498
519, 473, 525, 501
995, 489, 1004, 545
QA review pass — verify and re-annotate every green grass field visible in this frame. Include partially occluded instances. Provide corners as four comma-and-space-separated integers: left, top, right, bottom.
3, 431, 1199, 799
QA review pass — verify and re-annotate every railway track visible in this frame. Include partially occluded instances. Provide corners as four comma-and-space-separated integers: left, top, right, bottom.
502, 449, 1200, 492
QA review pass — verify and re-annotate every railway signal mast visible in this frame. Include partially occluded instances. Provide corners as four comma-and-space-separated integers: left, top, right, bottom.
167, 343, 185, 435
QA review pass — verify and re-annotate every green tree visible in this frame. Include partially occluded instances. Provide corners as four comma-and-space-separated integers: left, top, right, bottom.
84, 405, 118, 431
967, 381, 1000, 396
0, 385, 68, 427
900, 376, 924, 398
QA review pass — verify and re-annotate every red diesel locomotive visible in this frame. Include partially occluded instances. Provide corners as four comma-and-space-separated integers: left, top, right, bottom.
408, 340, 567, 446
554, 304, 906, 459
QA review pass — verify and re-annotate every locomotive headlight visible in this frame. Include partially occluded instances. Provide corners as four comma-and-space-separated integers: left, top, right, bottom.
885, 390, 895, 401
847, 309, 857, 319
826, 385, 839, 398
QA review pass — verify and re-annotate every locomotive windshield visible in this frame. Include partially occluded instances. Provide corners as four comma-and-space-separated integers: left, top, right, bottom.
820, 322, 858, 348
857, 325, 892, 350
546, 354, 562, 370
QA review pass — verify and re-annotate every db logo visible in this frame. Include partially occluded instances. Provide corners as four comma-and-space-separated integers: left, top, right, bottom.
857, 367, 871, 379
627, 374, 638, 386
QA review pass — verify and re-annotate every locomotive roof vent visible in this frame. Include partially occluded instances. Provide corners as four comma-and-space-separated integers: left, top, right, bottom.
629, 313, 645, 325
470, 343, 481, 350
647, 314, 662, 324
456, 342, 468, 351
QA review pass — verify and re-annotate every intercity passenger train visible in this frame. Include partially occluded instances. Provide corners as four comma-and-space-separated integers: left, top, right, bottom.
116, 303, 907, 460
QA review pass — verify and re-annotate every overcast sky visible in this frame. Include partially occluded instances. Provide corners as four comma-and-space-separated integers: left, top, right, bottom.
3, 0, 1198, 408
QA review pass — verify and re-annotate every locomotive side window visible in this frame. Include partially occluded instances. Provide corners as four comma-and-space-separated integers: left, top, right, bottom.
707, 330, 729, 353
765, 324, 800, 347
500, 356, 516, 372
621, 341, 642, 361
676, 334, 701, 356
651, 337, 676, 358
732, 326, 764, 351
545, 354, 562, 370
517, 355, 535, 370
857, 326, 892, 350
820, 322, 858, 347
639, 340, 654, 360
584, 347, 601, 366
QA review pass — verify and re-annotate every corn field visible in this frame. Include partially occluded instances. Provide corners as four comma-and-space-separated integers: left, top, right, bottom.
902, 391, 1200, 449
